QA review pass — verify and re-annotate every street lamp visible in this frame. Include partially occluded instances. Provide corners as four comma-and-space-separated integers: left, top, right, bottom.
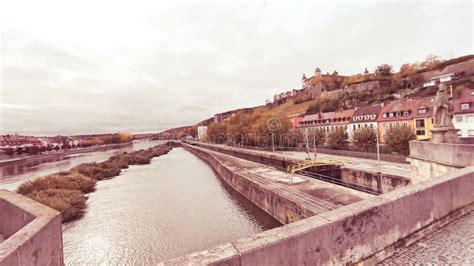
375, 125, 381, 173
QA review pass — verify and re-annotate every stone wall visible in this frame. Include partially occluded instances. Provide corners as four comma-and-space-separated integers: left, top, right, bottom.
409, 140, 474, 182
162, 166, 474, 265
183, 144, 316, 224
341, 168, 411, 194
0, 190, 63, 265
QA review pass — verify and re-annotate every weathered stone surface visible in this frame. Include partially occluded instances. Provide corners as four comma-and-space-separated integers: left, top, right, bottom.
409, 140, 474, 182
0, 190, 64, 265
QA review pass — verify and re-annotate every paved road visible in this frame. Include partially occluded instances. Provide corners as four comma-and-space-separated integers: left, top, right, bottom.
382, 210, 474, 264
270, 151, 412, 178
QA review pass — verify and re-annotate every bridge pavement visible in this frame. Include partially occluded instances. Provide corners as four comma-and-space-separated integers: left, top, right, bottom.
381, 209, 474, 264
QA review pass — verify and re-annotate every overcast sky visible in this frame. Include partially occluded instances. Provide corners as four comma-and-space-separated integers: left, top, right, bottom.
1, 0, 472, 135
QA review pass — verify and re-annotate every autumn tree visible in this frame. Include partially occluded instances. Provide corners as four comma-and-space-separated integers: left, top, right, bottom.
308, 128, 326, 147
399, 63, 419, 78
353, 127, 377, 152
421, 55, 444, 70
375, 64, 393, 77
385, 126, 416, 155
327, 127, 348, 149
207, 122, 228, 144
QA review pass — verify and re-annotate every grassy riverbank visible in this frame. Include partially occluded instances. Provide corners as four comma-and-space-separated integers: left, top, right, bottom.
17, 145, 172, 222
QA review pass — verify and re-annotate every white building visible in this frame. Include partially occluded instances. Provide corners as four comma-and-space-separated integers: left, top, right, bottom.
197, 126, 208, 141
349, 104, 384, 141
453, 88, 474, 137
423, 73, 455, 88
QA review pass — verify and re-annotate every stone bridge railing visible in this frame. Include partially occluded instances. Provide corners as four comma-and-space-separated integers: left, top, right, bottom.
0, 190, 63, 265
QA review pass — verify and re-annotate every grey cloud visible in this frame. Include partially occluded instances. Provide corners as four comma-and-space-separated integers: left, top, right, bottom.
1, 1, 472, 135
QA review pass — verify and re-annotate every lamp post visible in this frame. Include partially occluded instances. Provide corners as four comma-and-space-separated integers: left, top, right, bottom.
271, 132, 275, 152
313, 133, 317, 160
375, 125, 381, 173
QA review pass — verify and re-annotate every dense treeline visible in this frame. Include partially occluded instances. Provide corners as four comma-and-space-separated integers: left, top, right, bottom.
80, 132, 134, 147
205, 109, 302, 147
17, 145, 172, 222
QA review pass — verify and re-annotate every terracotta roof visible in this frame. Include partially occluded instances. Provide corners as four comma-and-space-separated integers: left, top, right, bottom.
332, 109, 354, 125
352, 104, 383, 123
414, 97, 435, 118
301, 112, 334, 122
453, 88, 474, 115
378, 99, 419, 122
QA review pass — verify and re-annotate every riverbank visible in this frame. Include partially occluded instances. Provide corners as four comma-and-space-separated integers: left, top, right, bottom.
16, 144, 172, 222
0, 142, 135, 166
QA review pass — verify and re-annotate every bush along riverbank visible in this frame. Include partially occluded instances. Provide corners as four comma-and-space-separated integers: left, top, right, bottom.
16, 145, 172, 222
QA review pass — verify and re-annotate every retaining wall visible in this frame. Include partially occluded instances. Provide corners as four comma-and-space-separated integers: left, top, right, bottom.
0, 190, 63, 265
183, 144, 315, 224
341, 168, 411, 194
163, 166, 474, 265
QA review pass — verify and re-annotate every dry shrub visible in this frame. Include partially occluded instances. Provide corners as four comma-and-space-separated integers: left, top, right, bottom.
17, 172, 96, 195
72, 162, 121, 180
26, 189, 86, 222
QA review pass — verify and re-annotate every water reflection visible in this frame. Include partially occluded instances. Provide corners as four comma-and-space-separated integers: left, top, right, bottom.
63, 148, 280, 264
0, 141, 160, 191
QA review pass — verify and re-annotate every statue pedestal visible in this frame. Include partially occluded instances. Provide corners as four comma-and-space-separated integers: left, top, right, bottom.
430, 127, 461, 144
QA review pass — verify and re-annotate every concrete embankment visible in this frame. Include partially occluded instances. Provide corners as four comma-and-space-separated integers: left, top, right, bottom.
0, 190, 63, 265
182, 143, 316, 224
187, 142, 410, 194
182, 143, 369, 224
163, 165, 474, 265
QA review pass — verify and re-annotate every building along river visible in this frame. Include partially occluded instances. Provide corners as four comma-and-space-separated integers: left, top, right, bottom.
0, 143, 280, 264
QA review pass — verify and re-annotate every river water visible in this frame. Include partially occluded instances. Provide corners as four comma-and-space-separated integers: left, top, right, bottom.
0, 143, 280, 264
0, 141, 157, 191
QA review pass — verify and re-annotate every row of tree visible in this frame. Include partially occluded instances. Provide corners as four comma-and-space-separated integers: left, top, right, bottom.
205, 108, 416, 155
304, 126, 415, 155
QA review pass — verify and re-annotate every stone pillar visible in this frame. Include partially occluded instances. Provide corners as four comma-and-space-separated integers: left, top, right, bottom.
408, 140, 474, 183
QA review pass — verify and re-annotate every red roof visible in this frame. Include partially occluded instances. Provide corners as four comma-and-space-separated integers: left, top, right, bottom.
378, 99, 419, 122
453, 88, 474, 115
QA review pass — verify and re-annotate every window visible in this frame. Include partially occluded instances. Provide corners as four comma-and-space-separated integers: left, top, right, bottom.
389, 113, 394, 118
403, 111, 410, 116
461, 103, 470, 110
455, 116, 463, 122
403, 121, 408, 127
353, 125, 356, 130
396, 122, 400, 127
416, 130, 426, 136
416, 119, 425, 128
418, 108, 427, 114
469, 130, 474, 136
466, 115, 474, 123
382, 113, 387, 118
396, 112, 401, 117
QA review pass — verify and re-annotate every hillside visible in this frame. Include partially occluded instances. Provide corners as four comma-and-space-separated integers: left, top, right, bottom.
158, 54, 474, 139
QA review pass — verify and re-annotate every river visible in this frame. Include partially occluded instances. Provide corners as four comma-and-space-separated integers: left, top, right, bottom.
0, 141, 157, 191
0, 143, 280, 264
